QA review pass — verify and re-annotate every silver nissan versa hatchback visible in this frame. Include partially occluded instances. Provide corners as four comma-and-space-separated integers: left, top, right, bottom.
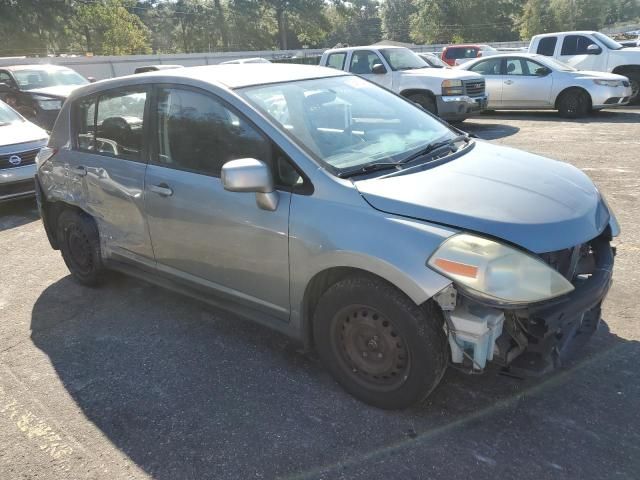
36, 64, 618, 409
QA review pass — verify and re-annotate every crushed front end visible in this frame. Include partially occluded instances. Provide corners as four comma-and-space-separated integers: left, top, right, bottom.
433, 233, 615, 376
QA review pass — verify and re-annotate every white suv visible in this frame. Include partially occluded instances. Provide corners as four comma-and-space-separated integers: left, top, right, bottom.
320, 46, 488, 121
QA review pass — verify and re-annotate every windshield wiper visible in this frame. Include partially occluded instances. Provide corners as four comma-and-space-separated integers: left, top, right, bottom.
399, 134, 470, 166
337, 162, 401, 178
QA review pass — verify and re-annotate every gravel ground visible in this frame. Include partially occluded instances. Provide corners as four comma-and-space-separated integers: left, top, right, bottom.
1, 107, 639, 480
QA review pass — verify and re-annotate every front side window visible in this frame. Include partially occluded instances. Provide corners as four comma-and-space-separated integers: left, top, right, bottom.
12, 68, 88, 91
326, 53, 346, 70
469, 58, 502, 75
92, 88, 147, 160
154, 87, 270, 177
349, 51, 385, 75
239, 75, 454, 174
379, 48, 427, 71
561, 35, 599, 55
537, 37, 557, 56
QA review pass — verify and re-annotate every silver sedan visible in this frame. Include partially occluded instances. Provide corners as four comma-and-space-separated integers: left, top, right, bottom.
457, 53, 632, 117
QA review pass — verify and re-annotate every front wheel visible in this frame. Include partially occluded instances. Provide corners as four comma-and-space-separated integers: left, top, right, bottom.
407, 93, 437, 115
557, 89, 590, 118
313, 275, 447, 409
627, 73, 640, 105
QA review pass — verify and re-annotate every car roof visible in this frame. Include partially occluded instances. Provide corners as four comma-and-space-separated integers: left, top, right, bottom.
76, 64, 347, 95
533, 31, 597, 38
2, 64, 73, 71
324, 45, 405, 53
444, 44, 492, 49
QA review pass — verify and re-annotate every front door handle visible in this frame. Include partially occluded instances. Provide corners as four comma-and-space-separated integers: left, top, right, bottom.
149, 183, 173, 197
71, 165, 87, 177
504, 79, 514, 85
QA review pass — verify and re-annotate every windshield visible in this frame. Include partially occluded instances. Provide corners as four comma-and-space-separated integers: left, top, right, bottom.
379, 48, 428, 71
540, 56, 577, 72
0, 101, 22, 124
593, 32, 623, 50
239, 75, 454, 173
12, 68, 88, 91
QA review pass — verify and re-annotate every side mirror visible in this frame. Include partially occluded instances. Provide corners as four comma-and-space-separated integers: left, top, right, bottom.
535, 66, 551, 76
87, 76, 97, 83
221, 158, 279, 211
586, 44, 602, 54
0, 82, 13, 94
371, 63, 386, 74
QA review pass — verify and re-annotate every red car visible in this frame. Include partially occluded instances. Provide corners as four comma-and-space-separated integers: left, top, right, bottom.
441, 44, 498, 66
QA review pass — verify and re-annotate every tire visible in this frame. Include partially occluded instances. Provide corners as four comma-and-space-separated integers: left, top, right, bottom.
313, 275, 447, 410
57, 209, 106, 286
557, 89, 590, 118
407, 93, 437, 115
627, 73, 640, 105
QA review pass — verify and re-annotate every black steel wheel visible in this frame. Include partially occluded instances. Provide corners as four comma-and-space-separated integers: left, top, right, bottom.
314, 275, 447, 409
628, 73, 640, 105
407, 92, 437, 115
57, 209, 106, 286
557, 89, 590, 118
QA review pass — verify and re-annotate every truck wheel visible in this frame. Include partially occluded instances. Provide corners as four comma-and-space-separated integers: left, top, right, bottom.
557, 89, 590, 118
407, 93, 437, 115
57, 209, 106, 286
313, 275, 447, 410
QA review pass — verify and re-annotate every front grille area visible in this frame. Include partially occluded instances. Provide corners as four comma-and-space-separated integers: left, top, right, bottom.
0, 179, 35, 198
0, 149, 39, 170
464, 79, 485, 97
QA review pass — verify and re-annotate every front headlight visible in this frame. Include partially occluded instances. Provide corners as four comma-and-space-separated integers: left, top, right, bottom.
593, 79, 622, 87
442, 79, 464, 96
36, 99, 62, 110
428, 233, 574, 304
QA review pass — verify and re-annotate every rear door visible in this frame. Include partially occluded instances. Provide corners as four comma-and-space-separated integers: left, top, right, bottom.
501, 58, 553, 108
65, 86, 154, 262
468, 57, 504, 108
143, 85, 291, 321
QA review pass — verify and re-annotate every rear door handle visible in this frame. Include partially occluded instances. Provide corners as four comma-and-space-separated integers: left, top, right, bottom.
504, 80, 514, 85
149, 183, 173, 197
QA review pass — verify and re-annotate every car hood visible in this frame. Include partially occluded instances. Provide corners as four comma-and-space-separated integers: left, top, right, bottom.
0, 120, 48, 148
403, 67, 483, 81
25, 84, 83, 99
354, 142, 611, 253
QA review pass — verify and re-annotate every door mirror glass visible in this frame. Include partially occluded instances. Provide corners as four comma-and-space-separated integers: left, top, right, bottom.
371, 63, 386, 74
0, 82, 13, 93
221, 158, 278, 210
587, 43, 602, 54
535, 66, 551, 76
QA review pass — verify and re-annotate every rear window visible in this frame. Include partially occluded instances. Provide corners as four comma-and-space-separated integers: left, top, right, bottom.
444, 47, 477, 60
537, 37, 557, 56
326, 53, 346, 70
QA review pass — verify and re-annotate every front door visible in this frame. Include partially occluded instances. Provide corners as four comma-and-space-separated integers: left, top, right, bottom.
557, 34, 605, 71
501, 58, 554, 108
143, 86, 291, 321
348, 50, 392, 90
467, 57, 504, 108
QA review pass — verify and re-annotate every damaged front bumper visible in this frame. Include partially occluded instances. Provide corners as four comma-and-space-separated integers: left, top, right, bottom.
439, 235, 614, 376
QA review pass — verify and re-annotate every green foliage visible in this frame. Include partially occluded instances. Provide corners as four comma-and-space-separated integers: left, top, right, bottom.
0, 0, 639, 56
76, 0, 151, 55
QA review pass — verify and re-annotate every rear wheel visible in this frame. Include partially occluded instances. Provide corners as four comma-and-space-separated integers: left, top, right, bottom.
557, 89, 590, 118
57, 209, 106, 286
407, 93, 437, 115
313, 275, 447, 409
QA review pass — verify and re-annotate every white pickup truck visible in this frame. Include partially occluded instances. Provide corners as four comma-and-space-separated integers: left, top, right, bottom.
528, 31, 640, 103
319, 46, 488, 121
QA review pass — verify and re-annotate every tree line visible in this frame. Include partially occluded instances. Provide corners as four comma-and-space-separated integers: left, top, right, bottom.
0, 0, 638, 57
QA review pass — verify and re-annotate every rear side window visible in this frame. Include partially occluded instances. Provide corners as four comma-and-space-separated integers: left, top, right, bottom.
469, 58, 502, 75
537, 37, 557, 56
561, 35, 597, 55
76, 97, 97, 151
154, 87, 270, 177
326, 53, 346, 70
